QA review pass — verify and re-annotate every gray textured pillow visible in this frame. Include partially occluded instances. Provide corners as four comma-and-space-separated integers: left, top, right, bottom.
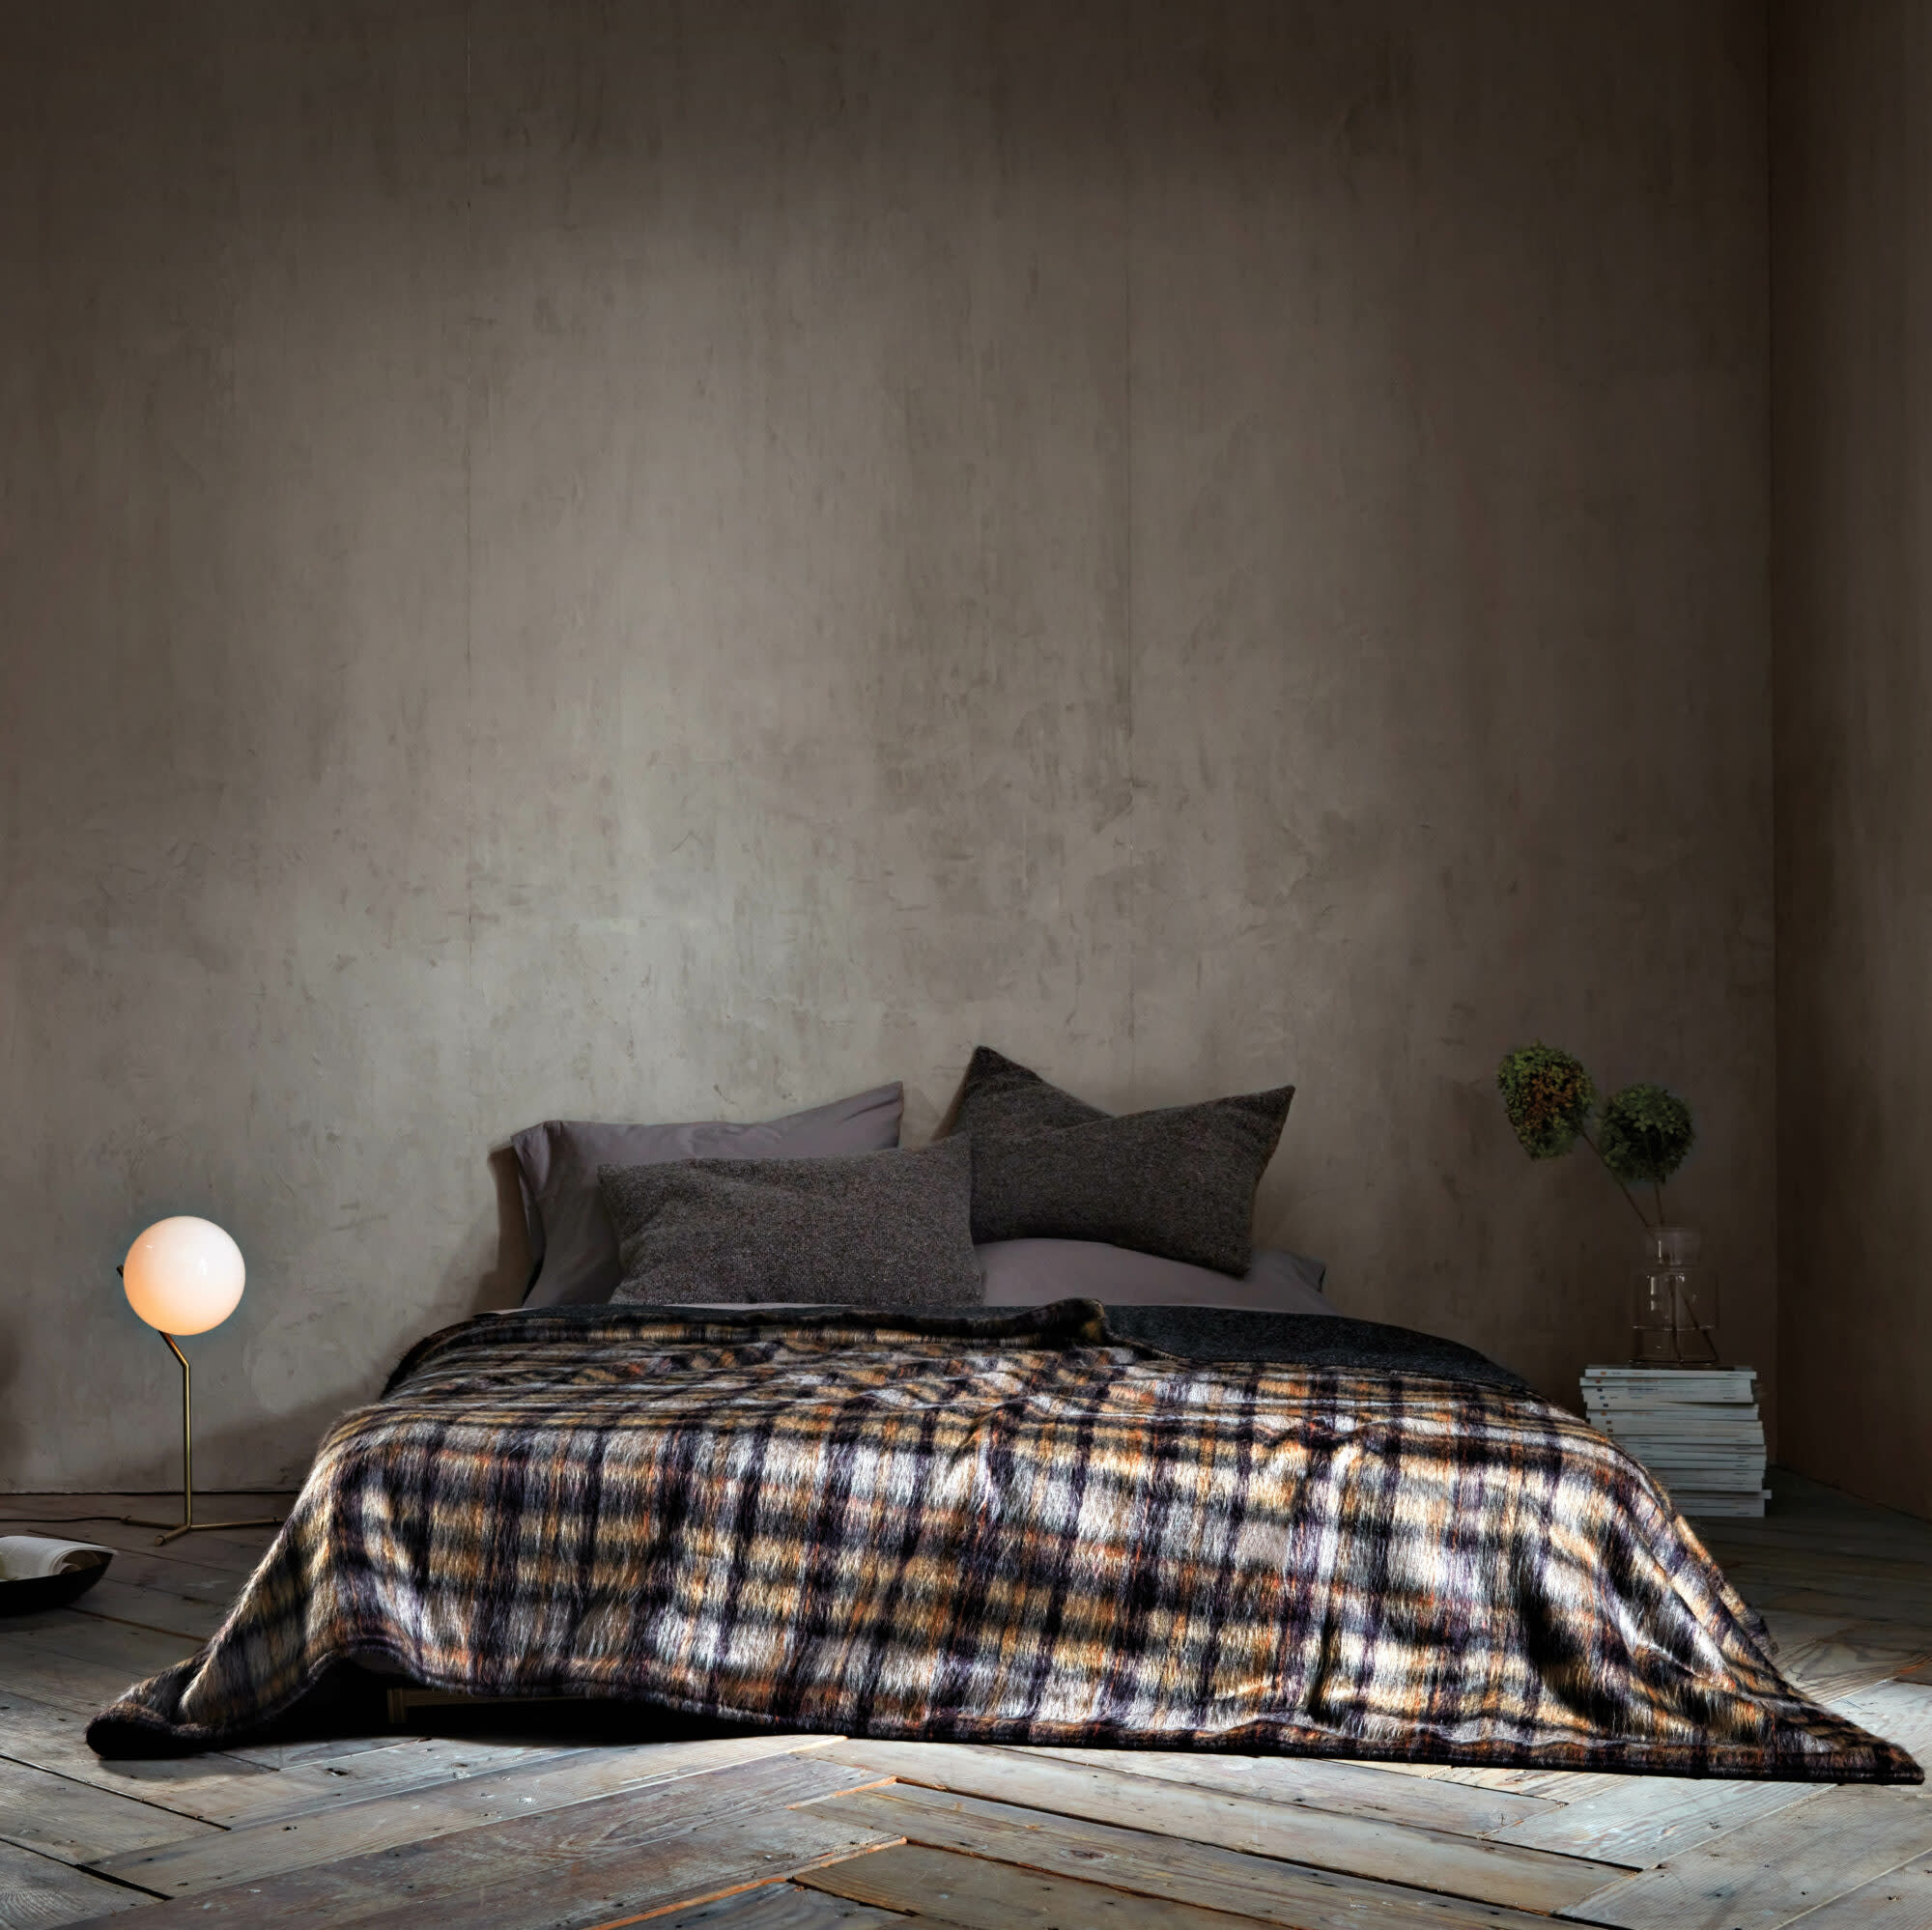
948, 1047, 1293, 1276
601, 1138, 980, 1308
977, 1239, 1331, 1314
513, 1084, 903, 1307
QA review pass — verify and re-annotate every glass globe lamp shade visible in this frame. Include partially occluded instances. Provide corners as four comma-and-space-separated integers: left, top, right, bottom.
123, 1217, 245, 1336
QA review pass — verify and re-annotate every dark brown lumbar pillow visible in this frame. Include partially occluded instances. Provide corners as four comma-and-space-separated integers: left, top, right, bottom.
947, 1046, 1293, 1276
599, 1137, 980, 1309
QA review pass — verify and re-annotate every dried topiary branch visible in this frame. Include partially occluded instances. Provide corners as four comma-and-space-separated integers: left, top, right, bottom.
1495, 1044, 1694, 1231
1597, 1082, 1696, 1223
1496, 1043, 1595, 1159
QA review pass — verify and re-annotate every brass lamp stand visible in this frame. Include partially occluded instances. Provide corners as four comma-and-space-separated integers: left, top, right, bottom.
121, 1330, 284, 1547
116, 1223, 284, 1548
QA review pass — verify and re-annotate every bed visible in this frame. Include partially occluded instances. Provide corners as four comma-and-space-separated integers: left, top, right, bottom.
86, 1052, 1921, 1780
90, 1299, 1917, 1779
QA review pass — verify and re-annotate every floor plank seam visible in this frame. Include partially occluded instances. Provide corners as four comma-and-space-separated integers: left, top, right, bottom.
1, 1832, 174, 1901
811, 1793, 1597, 1927
824, 1778, 1641, 1922
822, 1746, 1637, 1896
578, 1840, 913, 1930
62, 1606, 227, 1644
0, 1746, 246, 1829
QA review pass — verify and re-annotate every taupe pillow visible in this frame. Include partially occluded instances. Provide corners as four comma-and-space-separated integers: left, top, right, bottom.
948, 1047, 1293, 1276
513, 1083, 903, 1307
600, 1138, 980, 1309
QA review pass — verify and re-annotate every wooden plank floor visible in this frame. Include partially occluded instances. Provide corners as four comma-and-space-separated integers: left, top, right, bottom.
1, 1470, 1927, 1930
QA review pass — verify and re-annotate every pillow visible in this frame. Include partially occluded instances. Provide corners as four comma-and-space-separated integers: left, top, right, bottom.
947, 1047, 1293, 1275
977, 1238, 1331, 1315
600, 1138, 980, 1309
513, 1083, 903, 1307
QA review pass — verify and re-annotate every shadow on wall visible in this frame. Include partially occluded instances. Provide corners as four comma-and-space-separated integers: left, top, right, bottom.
225, 1150, 530, 1489
471, 1147, 533, 1315
0, 1149, 538, 1498
0, 1325, 18, 1479
185, 1392, 365, 1501
129, 1149, 533, 1496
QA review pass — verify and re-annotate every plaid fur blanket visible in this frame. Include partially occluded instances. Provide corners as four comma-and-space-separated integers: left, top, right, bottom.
90, 1303, 1919, 1779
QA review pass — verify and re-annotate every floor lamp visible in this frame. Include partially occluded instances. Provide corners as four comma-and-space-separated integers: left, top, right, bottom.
120, 1217, 283, 1547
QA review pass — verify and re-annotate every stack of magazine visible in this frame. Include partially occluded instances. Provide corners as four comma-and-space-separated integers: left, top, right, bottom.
1580, 1366, 1770, 1518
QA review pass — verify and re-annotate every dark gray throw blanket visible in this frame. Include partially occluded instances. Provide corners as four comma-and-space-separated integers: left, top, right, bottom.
89, 1302, 1919, 1781
1094, 1304, 1532, 1391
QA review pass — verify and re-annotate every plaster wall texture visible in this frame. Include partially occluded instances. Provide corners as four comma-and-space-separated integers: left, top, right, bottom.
0, 1, 1773, 1490
1773, 1, 1932, 1518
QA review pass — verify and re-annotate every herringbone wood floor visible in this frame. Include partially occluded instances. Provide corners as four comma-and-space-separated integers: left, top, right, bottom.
1, 1470, 1928, 1929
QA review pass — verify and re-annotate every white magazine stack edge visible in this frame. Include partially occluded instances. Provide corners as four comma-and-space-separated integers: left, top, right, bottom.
1580, 1365, 1770, 1519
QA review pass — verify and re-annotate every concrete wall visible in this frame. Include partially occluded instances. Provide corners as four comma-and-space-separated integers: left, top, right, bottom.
0, 1, 1773, 1490
1773, 1, 1932, 1518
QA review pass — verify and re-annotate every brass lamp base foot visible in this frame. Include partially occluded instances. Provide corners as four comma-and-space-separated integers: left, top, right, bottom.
127, 1328, 285, 1546
122, 1514, 284, 1547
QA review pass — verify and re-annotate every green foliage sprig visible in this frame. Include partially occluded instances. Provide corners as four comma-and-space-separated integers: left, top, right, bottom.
1496, 1043, 1695, 1228
1597, 1083, 1695, 1191
1495, 1044, 1595, 1159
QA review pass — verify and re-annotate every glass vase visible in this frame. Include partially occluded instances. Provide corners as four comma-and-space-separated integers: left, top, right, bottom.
1630, 1225, 1719, 1365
